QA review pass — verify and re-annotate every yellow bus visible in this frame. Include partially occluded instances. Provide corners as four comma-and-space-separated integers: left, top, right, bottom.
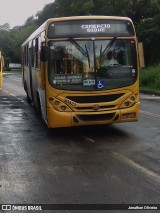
22, 16, 140, 128
0, 51, 4, 88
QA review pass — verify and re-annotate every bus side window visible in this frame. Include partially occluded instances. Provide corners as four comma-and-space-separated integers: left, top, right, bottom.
35, 37, 41, 69
32, 41, 35, 67
26, 45, 29, 66
24, 45, 28, 66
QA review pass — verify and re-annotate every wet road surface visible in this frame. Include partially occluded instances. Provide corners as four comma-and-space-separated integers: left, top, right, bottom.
0, 72, 160, 212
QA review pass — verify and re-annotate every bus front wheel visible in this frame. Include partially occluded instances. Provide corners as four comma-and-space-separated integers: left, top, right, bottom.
24, 82, 32, 104
37, 93, 42, 117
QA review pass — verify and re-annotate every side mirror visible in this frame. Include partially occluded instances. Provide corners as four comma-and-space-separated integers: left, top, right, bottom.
40, 46, 49, 62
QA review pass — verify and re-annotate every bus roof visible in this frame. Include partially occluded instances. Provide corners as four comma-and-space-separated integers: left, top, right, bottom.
46, 15, 133, 22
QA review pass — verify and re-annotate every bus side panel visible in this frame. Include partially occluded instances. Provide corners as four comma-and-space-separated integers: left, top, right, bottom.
31, 68, 43, 110
0, 54, 3, 88
47, 107, 72, 128
0, 65, 2, 88
30, 68, 37, 105
0, 72, 2, 88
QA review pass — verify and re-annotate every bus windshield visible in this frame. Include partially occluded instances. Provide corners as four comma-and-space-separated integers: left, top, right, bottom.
48, 39, 137, 91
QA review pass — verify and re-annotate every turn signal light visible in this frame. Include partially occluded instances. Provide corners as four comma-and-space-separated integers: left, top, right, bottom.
49, 97, 54, 101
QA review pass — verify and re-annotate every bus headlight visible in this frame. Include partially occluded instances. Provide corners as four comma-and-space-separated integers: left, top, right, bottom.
120, 94, 136, 108
60, 106, 67, 111
54, 101, 60, 106
130, 96, 135, 102
124, 101, 130, 107
49, 97, 72, 112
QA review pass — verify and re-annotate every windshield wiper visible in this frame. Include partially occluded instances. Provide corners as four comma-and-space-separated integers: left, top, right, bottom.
99, 44, 103, 66
100, 37, 117, 56
92, 39, 97, 89
85, 44, 90, 68
69, 38, 87, 56
68, 38, 90, 68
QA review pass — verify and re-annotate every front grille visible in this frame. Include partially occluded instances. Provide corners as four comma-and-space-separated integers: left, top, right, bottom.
75, 105, 116, 111
77, 113, 116, 122
66, 93, 124, 103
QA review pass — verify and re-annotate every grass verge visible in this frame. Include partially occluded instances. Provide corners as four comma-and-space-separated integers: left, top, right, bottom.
140, 64, 160, 94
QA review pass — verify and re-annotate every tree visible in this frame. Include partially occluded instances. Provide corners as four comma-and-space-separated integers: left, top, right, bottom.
37, 3, 57, 25
0, 23, 10, 31
137, 14, 160, 64
0, 0, 160, 66
0, 16, 38, 63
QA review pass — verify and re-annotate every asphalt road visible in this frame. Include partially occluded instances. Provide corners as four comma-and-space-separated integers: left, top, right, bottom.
0, 72, 160, 212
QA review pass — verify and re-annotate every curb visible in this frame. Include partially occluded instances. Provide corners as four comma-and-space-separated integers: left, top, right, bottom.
140, 90, 160, 97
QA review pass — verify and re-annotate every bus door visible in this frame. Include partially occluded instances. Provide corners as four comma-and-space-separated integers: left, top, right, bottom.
0, 69, 2, 88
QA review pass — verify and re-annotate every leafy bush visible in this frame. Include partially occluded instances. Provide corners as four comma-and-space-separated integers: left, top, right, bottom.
137, 14, 160, 65
140, 64, 160, 92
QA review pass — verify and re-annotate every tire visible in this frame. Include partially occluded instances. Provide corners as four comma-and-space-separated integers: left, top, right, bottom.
37, 93, 42, 117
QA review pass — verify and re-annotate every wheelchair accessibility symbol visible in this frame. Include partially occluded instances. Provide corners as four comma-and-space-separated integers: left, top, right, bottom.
96, 80, 104, 89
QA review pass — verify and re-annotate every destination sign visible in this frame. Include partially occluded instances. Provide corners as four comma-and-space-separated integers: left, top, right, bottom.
48, 20, 134, 38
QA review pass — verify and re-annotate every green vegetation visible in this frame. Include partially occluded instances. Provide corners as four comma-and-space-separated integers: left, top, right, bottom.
140, 64, 160, 93
0, 0, 160, 65
137, 14, 160, 65
0, 0, 160, 92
